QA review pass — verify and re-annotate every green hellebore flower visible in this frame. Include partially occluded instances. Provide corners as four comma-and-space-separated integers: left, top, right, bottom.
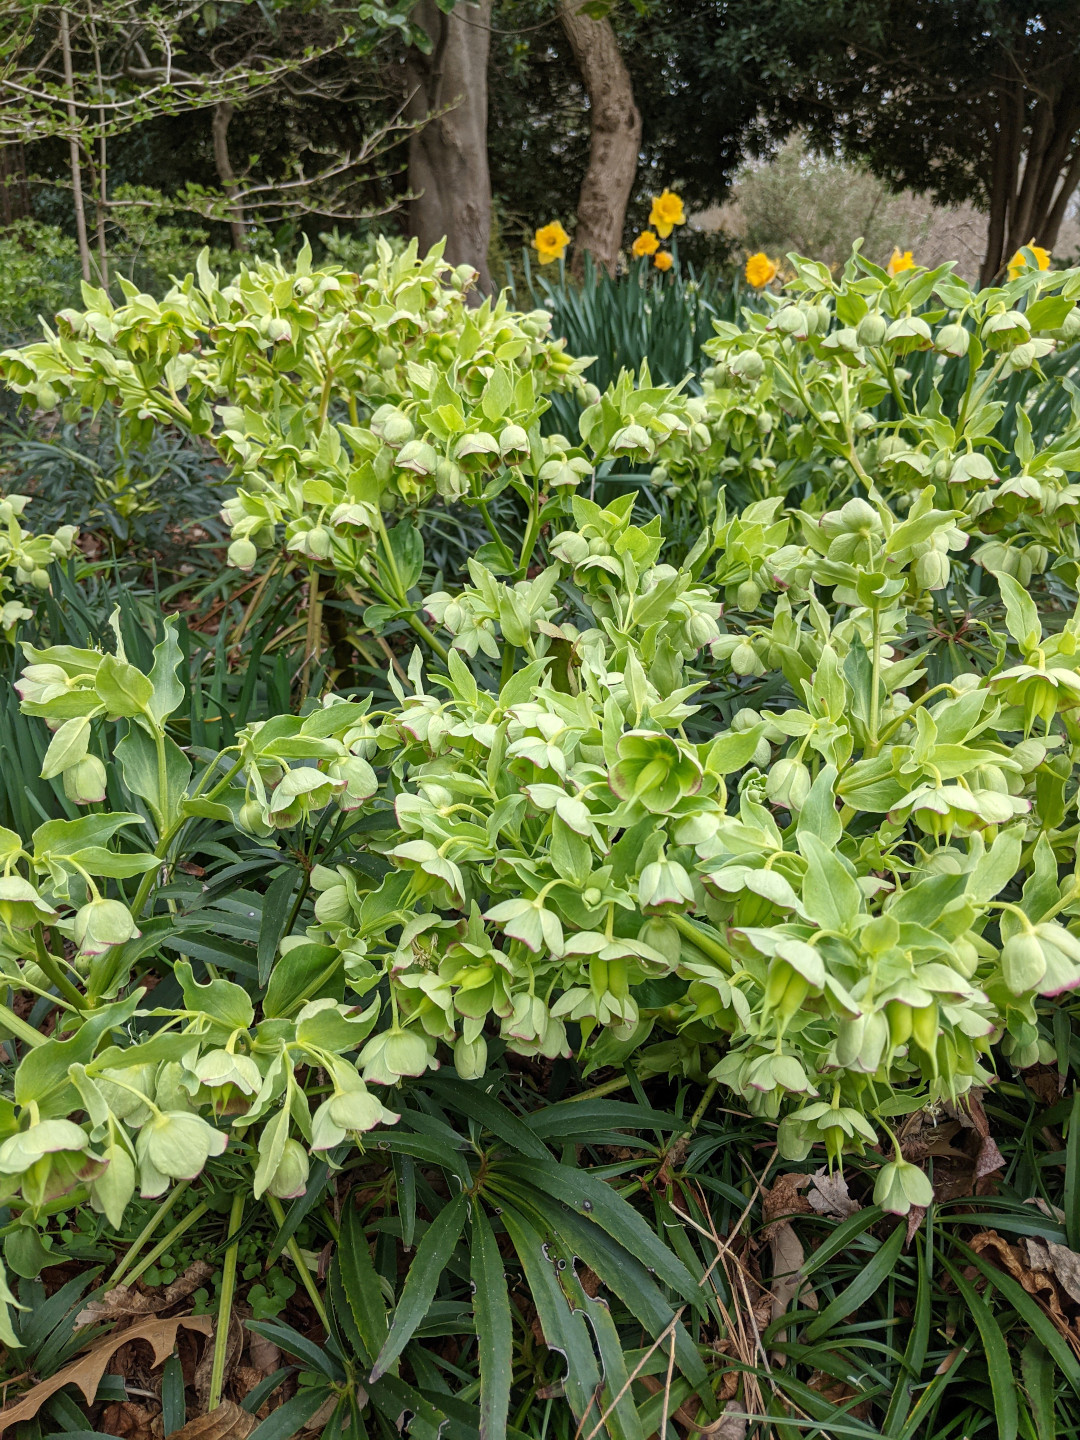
358, 1027, 437, 1087
0, 876, 56, 933
73, 897, 140, 957
637, 857, 695, 914
454, 1034, 488, 1080
268, 766, 343, 826
311, 1071, 398, 1150
228, 537, 258, 570
327, 756, 377, 811
609, 731, 702, 814
63, 754, 107, 805
192, 1049, 262, 1112
0, 1118, 89, 1175
1001, 930, 1047, 994
766, 756, 811, 812
267, 1138, 310, 1199
136, 1111, 227, 1195
873, 1156, 933, 1215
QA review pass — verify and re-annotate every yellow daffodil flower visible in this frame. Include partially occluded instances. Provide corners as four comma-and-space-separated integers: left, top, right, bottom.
745, 252, 779, 288
887, 248, 915, 276
653, 250, 674, 272
632, 230, 660, 257
534, 221, 570, 265
1008, 243, 1052, 280
648, 190, 685, 239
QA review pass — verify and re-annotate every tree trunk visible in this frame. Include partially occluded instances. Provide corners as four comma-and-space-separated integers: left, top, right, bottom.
59, 7, 92, 284
980, 86, 1080, 285
0, 144, 31, 228
212, 101, 247, 251
557, 0, 641, 277
404, 0, 493, 294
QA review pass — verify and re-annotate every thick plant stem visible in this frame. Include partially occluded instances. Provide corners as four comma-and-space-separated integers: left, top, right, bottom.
301, 568, 323, 700
266, 1193, 332, 1333
867, 609, 882, 756
107, 1183, 190, 1289
207, 1192, 245, 1411
33, 924, 86, 1011
689, 1079, 718, 1130
122, 1202, 210, 1291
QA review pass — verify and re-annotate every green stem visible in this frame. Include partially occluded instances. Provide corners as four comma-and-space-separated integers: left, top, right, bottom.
689, 1078, 718, 1130
670, 912, 731, 968
107, 1182, 189, 1289
0, 1004, 46, 1049
867, 608, 883, 755
357, 560, 450, 664
154, 728, 170, 835
207, 1192, 245, 1412
563, 1073, 633, 1103
516, 478, 542, 579
129, 755, 245, 921
33, 924, 86, 1011
877, 682, 957, 745
266, 1193, 332, 1333
121, 1202, 210, 1291
478, 497, 515, 570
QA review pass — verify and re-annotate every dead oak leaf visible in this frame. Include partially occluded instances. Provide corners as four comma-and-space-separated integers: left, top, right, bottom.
0, 1315, 212, 1437
1024, 1237, 1080, 1307
166, 1400, 257, 1439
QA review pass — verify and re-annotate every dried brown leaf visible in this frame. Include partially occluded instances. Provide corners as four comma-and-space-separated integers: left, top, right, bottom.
0, 1315, 212, 1437
167, 1400, 256, 1439
806, 1168, 860, 1219
76, 1262, 214, 1330
1024, 1237, 1080, 1306
194, 1312, 244, 1409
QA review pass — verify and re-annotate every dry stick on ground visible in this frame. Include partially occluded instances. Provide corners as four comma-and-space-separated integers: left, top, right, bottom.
576, 1152, 784, 1440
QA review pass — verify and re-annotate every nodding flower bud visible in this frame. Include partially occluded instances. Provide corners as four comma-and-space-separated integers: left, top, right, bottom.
855, 312, 887, 347
766, 756, 811, 812
936, 322, 970, 357
63, 754, 107, 805
228, 537, 258, 571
